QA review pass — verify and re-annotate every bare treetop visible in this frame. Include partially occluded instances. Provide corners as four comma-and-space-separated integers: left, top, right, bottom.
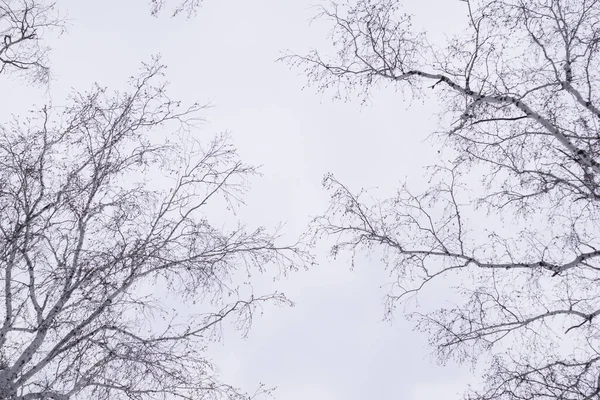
0, 58, 310, 400
291, 0, 600, 398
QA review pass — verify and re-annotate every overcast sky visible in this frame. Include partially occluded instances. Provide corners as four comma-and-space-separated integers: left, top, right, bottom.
0, 1, 477, 398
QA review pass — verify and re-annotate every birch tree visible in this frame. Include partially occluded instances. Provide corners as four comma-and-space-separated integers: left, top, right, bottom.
0, 1, 312, 398
0, 57, 308, 399
289, 0, 600, 398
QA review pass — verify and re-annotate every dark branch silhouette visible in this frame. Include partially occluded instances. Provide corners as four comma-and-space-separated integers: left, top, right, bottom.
0, 0, 63, 83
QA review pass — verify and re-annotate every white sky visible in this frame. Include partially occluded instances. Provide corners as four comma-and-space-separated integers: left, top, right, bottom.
0, 0, 478, 398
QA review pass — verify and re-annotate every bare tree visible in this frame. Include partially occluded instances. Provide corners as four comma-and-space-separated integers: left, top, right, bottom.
0, 57, 308, 400
0, 0, 62, 83
289, 0, 600, 398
